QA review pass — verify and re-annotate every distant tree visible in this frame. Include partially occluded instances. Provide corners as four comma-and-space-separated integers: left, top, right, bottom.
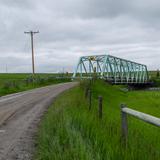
66, 72, 69, 77
156, 69, 160, 78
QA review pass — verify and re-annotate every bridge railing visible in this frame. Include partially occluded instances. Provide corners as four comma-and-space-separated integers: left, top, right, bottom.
120, 104, 160, 142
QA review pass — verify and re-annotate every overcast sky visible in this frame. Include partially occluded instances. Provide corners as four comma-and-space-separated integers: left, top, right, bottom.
0, 0, 160, 73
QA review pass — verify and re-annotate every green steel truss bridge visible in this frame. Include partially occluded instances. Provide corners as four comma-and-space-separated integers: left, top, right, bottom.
72, 55, 149, 84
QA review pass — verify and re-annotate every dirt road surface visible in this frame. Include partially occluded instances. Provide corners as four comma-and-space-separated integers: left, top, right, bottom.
0, 82, 77, 160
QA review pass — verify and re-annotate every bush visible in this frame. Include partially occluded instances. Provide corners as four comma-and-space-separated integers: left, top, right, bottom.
2, 81, 13, 90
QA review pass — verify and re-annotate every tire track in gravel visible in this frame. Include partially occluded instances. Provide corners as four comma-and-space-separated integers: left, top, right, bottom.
0, 82, 78, 160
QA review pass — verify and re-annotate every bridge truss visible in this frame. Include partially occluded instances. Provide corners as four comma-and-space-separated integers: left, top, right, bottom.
72, 55, 149, 84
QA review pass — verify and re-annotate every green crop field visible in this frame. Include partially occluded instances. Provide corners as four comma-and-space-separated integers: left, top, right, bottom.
35, 80, 160, 160
0, 73, 71, 96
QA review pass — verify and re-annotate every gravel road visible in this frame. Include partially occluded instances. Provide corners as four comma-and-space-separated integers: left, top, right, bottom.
0, 82, 77, 160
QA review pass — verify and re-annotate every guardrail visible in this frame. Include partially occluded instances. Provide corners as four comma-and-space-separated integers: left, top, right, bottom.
120, 104, 160, 142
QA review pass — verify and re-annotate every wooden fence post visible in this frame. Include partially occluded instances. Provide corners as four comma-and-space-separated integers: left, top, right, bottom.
85, 88, 89, 98
89, 79, 91, 89
120, 104, 128, 143
88, 90, 91, 110
98, 96, 103, 119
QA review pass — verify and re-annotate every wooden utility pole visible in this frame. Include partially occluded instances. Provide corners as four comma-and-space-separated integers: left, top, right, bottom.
24, 31, 39, 75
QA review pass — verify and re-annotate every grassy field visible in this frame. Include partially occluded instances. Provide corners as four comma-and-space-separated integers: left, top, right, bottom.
35, 80, 160, 160
0, 70, 158, 96
0, 73, 71, 96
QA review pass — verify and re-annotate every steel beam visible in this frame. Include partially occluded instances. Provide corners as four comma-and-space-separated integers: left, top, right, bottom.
72, 55, 149, 84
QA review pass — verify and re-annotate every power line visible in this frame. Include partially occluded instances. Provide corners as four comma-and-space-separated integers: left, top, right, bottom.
24, 30, 39, 76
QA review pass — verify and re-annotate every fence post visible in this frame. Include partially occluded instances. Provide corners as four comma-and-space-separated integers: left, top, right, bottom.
98, 96, 103, 119
88, 90, 91, 110
85, 88, 89, 98
89, 79, 91, 89
120, 104, 128, 143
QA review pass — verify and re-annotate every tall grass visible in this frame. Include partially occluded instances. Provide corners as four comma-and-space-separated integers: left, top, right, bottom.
35, 80, 160, 160
0, 73, 71, 96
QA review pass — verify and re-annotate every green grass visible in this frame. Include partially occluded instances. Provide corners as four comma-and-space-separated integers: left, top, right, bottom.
0, 71, 158, 96
0, 73, 71, 96
35, 80, 160, 160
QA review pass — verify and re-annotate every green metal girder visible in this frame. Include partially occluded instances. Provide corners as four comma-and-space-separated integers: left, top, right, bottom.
72, 55, 149, 84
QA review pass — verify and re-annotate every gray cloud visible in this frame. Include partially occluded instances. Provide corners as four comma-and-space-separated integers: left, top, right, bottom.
0, 0, 160, 73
